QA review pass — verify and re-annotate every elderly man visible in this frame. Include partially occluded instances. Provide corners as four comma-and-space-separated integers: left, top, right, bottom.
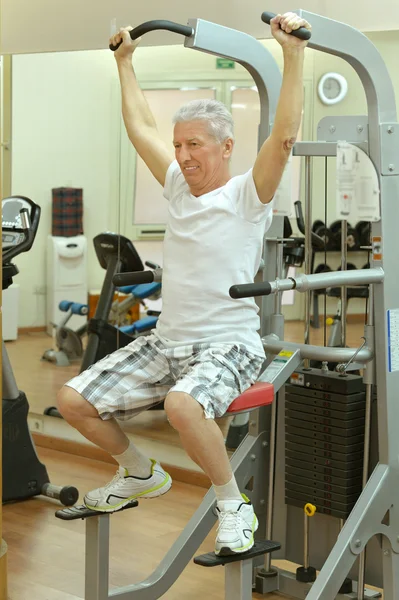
57, 12, 310, 556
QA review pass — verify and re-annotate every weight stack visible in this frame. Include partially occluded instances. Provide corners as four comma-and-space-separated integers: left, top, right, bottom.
285, 368, 366, 519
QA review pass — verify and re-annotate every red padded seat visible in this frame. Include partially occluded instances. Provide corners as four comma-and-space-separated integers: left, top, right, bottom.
227, 382, 274, 414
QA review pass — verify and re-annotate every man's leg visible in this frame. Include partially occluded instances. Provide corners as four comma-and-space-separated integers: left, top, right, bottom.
56, 335, 174, 510
165, 391, 258, 555
57, 386, 130, 455
57, 386, 152, 475
57, 385, 171, 510
164, 391, 234, 486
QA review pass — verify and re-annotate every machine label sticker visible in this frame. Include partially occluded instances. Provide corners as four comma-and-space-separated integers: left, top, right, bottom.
387, 309, 399, 372
260, 351, 294, 382
372, 236, 382, 261
290, 372, 305, 386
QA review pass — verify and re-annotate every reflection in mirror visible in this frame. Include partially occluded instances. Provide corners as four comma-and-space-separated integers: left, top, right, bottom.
4, 48, 123, 422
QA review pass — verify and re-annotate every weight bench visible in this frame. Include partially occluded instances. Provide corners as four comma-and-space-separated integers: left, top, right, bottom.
56, 381, 280, 600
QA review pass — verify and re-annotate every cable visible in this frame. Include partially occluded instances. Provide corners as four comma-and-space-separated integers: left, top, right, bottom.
324, 157, 328, 348
364, 222, 371, 324
116, 114, 123, 350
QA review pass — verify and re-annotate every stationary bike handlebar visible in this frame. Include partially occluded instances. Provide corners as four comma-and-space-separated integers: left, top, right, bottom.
113, 268, 163, 287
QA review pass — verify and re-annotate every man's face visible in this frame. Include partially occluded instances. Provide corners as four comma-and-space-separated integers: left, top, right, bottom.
173, 120, 233, 193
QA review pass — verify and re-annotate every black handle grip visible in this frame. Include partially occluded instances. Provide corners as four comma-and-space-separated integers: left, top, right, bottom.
230, 282, 273, 299
145, 260, 160, 269
261, 12, 312, 40
294, 200, 324, 249
110, 20, 194, 51
113, 270, 155, 286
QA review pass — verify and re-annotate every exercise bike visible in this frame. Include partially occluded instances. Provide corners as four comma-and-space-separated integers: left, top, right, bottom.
42, 299, 89, 366
44, 232, 162, 418
2, 195, 78, 505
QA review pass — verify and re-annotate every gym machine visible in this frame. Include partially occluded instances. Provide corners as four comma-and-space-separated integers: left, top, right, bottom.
56, 8, 398, 600
230, 7, 397, 599
43, 232, 161, 369
79, 232, 161, 372
2, 196, 79, 505
42, 299, 89, 366
44, 232, 161, 418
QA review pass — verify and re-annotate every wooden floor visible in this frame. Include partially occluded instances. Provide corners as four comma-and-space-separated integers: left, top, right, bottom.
3, 447, 288, 600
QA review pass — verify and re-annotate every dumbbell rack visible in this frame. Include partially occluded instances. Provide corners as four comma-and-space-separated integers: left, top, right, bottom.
311, 241, 370, 329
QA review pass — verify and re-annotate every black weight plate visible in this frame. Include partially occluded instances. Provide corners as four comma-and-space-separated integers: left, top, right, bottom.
285, 419, 365, 438
286, 458, 363, 480
286, 465, 362, 489
286, 450, 363, 472
285, 424, 365, 446
286, 408, 365, 430
285, 399, 365, 420
285, 388, 366, 407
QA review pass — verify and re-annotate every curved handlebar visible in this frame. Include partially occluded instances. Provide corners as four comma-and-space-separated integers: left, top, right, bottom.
230, 282, 272, 299
261, 12, 312, 40
109, 20, 194, 51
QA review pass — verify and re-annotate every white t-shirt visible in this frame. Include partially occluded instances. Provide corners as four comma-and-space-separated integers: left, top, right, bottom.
154, 160, 273, 357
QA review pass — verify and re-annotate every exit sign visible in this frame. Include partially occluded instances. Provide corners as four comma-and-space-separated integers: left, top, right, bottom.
216, 58, 235, 69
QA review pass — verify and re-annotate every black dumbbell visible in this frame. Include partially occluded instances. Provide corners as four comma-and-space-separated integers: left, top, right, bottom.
356, 221, 371, 248
312, 220, 331, 249
338, 263, 357, 271
330, 221, 358, 251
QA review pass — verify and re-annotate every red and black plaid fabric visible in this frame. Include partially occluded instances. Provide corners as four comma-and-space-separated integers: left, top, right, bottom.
52, 187, 84, 237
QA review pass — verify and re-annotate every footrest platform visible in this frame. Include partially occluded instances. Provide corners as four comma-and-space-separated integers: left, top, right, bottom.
194, 540, 281, 567
55, 500, 139, 520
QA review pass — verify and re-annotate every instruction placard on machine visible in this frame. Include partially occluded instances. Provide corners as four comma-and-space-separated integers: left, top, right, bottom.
336, 142, 380, 222
260, 350, 297, 384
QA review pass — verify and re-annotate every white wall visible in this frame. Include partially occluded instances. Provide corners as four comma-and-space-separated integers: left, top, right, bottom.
11, 49, 120, 326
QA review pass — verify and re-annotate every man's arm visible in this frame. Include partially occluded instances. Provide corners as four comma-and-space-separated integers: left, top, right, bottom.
252, 13, 310, 204
112, 28, 174, 187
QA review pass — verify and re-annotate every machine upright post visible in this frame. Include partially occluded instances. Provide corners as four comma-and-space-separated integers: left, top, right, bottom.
85, 516, 110, 600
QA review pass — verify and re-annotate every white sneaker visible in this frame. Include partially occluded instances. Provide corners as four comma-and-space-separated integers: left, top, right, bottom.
215, 494, 259, 556
84, 459, 172, 512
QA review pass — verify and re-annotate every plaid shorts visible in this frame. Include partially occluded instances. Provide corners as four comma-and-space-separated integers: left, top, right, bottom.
65, 333, 264, 420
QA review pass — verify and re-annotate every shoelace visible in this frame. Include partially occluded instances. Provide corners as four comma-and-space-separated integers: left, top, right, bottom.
104, 469, 125, 490
217, 510, 242, 532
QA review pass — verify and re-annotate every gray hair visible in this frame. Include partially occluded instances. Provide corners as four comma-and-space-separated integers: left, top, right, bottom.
172, 99, 234, 143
